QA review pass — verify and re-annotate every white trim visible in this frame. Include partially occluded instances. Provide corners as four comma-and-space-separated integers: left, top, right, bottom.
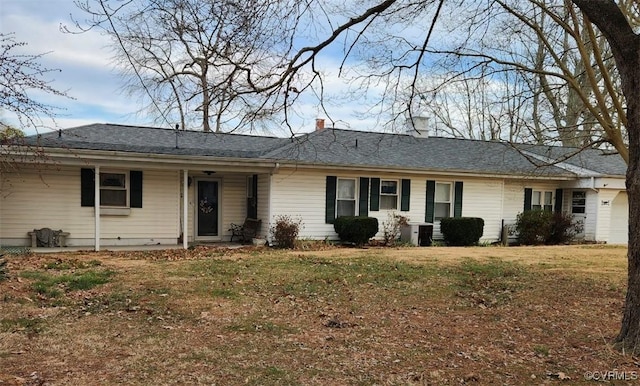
183, 170, 188, 249
379, 179, 399, 211
434, 181, 452, 221
336, 177, 357, 217
99, 208, 131, 216
94, 165, 100, 251
98, 169, 130, 208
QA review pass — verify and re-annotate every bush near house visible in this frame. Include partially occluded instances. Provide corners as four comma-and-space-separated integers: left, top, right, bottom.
270, 215, 303, 248
381, 212, 410, 246
516, 210, 577, 245
334, 216, 379, 246
440, 217, 485, 246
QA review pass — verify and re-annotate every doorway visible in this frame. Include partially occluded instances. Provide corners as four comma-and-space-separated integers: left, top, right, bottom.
196, 180, 220, 239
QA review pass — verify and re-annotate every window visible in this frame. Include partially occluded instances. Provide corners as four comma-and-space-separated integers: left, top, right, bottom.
532, 190, 553, 211
380, 180, 398, 210
100, 172, 127, 207
434, 182, 451, 221
572, 191, 586, 214
336, 178, 356, 217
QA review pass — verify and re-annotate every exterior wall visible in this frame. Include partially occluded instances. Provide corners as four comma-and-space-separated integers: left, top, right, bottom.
271, 168, 427, 240
458, 179, 505, 241
184, 172, 271, 242
594, 189, 627, 244
559, 188, 595, 241
502, 180, 559, 224
270, 168, 535, 242
1, 165, 180, 247
186, 172, 247, 242
609, 191, 628, 244
270, 168, 336, 239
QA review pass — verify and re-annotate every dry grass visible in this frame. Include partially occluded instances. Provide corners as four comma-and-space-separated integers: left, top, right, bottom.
0, 245, 635, 385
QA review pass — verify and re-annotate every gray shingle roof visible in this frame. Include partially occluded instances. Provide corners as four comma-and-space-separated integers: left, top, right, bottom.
21, 123, 626, 177
263, 128, 576, 177
24, 123, 289, 158
516, 144, 627, 176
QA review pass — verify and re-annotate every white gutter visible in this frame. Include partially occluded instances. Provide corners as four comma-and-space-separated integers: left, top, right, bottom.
270, 163, 577, 181
5, 145, 588, 181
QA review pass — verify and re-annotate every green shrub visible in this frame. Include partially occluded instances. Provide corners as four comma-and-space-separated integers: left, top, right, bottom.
515, 210, 578, 245
440, 217, 484, 246
516, 210, 552, 245
334, 216, 379, 246
270, 215, 302, 248
548, 212, 579, 244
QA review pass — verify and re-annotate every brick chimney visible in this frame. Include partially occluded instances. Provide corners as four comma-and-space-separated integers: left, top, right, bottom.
315, 118, 325, 131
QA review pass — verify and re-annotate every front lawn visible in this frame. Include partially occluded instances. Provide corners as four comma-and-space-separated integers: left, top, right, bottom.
0, 245, 633, 385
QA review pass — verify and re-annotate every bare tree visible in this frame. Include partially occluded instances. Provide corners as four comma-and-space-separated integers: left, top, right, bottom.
0, 33, 71, 180
71, 0, 302, 132
0, 33, 70, 132
574, 0, 640, 353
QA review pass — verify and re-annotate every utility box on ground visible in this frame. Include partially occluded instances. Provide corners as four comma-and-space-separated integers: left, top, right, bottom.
400, 223, 433, 246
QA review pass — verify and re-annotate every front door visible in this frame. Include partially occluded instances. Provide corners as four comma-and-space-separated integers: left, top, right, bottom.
197, 180, 220, 238
571, 190, 586, 239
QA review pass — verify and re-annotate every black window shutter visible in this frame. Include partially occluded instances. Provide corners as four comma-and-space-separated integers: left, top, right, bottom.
247, 174, 258, 219
359, 177, 369, 216
130, 171, 143, 208
325, 176, 337, 224
425, 180, 435, 223
401, 179, 411, 211
524, 188, 533, 211
554, 188, 563, 213
454, 181, 463, 217
370, 178, 380, 211
81, 168, 95, 207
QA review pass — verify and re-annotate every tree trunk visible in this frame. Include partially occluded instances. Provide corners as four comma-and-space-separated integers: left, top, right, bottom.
573, 0, 640, 352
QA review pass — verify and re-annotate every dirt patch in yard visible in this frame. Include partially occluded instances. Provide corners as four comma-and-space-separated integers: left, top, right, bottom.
0, 245, 634, 385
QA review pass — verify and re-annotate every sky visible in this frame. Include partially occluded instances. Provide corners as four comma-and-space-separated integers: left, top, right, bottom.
1, 0, 383, 136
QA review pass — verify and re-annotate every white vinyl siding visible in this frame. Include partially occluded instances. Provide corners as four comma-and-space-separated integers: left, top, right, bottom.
594, 189, 625, 243
270, 169, 507, 242
270, 170, 429, 239
1, 166, 180, 246
455, 179, 505, 242
609, 191, 628, 244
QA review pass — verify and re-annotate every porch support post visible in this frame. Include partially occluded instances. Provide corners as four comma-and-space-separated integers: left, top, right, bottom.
94, 165, 100, 251
183, 169, 188, 249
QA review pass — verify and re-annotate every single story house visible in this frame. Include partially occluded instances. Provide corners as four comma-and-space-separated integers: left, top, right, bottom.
0, 122, 628, 250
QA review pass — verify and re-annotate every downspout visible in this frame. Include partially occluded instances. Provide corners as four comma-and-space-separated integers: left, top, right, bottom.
590, 176, 598, 192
